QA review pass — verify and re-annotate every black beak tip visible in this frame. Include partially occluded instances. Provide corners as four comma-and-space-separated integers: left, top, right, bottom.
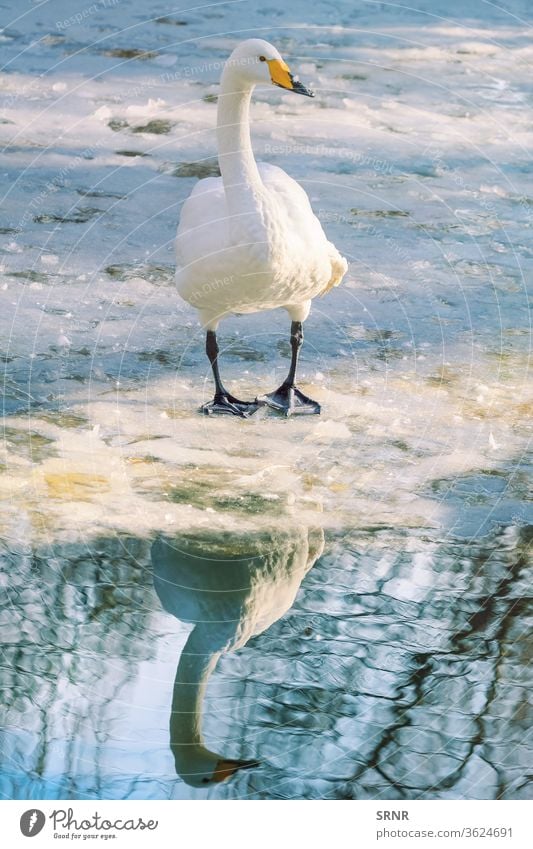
292, 79, 315, 97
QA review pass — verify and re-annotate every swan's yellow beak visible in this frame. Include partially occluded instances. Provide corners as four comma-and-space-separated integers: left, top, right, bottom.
212, 758, 260, 783
267, 58, 314, 97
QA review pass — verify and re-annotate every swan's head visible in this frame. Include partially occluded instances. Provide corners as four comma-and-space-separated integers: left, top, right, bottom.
172, 744, 260, 788
225, 38, 314, 97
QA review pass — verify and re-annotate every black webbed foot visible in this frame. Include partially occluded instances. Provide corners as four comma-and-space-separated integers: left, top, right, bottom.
257, 384, 320, 417
201, 393, 260, 418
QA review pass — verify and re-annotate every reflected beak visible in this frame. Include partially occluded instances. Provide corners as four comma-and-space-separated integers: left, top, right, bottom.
212, 758, 260, 783
267, 58, 314, 97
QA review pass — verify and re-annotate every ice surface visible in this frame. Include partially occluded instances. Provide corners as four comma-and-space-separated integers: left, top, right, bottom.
0, 0, 531, 801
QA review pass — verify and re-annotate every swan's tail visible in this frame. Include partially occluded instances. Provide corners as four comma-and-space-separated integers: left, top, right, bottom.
320, 244, 348, 296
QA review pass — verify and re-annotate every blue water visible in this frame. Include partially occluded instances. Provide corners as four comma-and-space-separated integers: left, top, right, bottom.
1, 0, 532, 800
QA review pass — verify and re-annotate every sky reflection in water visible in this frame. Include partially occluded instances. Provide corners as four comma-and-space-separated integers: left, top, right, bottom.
0, 0, 532, 801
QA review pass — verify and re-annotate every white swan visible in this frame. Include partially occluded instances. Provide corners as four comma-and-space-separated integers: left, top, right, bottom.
175, 38, 347, 417
151, 525, 324, 787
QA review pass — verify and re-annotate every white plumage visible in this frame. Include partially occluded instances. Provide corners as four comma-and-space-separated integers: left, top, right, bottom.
175, 39, 347, 417
176, 162, 347, 327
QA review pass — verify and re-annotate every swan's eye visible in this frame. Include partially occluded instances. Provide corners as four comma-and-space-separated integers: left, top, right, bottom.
259, 56, 266, 62
202, 777, 210, 784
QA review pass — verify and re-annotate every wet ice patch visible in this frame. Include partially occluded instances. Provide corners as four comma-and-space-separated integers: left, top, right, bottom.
306, 420, 352, 441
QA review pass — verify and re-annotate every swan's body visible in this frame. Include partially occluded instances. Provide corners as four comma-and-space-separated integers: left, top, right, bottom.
151, 525, 324, 787
176, 162, 346, 326
175, 39, 347, 417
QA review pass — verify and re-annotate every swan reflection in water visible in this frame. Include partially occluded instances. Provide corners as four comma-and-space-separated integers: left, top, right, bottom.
151, 524, 324, 787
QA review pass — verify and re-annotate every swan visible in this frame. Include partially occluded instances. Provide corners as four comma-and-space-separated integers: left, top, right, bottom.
175, 38, 347, 417
151, 524, 324, 787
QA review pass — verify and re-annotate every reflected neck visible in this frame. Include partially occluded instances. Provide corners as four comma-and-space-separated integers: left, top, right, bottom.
170, 626, 221, 751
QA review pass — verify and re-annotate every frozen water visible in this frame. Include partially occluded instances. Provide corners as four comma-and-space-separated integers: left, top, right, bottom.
0, 0, 532, 800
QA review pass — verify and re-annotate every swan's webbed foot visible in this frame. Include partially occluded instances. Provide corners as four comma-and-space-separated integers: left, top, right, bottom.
257, 383, 321, 417
257, 321, 320, 416
202, 329, 259, 417
201, 393, 260, 418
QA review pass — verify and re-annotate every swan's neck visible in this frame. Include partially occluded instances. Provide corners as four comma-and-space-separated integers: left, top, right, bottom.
170, 626, 222, 752
217, 71, 263, 209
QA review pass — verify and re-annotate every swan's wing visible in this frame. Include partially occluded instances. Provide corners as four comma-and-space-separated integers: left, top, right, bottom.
175, 176, 228, 267
259, 163, 348, 295
258, 162, 315, 218
152, 537, 251, 625
306, 527, 325, 572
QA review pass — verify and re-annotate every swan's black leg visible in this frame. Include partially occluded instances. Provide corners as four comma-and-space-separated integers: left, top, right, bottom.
257, 321, 321, 416
201, 330, 259, 417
